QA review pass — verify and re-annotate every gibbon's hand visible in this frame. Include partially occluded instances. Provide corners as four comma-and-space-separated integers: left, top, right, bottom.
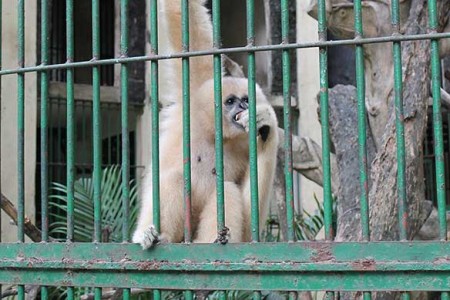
236, 104, 277, 142
132, 225, 160, 250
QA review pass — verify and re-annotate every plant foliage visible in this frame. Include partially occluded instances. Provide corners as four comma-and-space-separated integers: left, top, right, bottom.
48, 165, 139, 242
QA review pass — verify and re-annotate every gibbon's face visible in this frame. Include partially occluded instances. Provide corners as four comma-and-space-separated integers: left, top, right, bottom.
223, 94, 249, 131
195, 77, 268, 139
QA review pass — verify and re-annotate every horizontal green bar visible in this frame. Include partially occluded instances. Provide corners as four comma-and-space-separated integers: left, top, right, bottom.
1, 242, 450, 291
1, 32, 450, 76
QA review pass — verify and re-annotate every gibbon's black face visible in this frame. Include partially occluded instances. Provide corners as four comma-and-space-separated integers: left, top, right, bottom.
224, 94, 249, 129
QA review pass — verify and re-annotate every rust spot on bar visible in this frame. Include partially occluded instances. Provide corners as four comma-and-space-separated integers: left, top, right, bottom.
351, 258, 376, 271
308, 243, 335, 262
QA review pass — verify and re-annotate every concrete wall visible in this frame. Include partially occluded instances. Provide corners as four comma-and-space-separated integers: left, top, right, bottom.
1, 1, 37, 242
296, 7, 323, 214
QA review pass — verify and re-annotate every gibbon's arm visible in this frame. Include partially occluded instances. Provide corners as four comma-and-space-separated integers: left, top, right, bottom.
160, 0, 214, 94
237, 103, 279, 236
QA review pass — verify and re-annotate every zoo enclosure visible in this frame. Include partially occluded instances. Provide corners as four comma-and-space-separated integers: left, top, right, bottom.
0, 0, 449, 299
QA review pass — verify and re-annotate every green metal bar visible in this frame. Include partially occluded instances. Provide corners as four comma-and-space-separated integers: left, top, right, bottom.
120, 0, 130, 242
281, 0, 295, 242
402, 292, 410, 300
17, 285, 24, 300
212, 0, 225, 232
442, 292, 450, 300
317, 0, 333, 241
253, 291, 261, 300
66, 0, 75, 241
354, 0, 370, 242
41, 287, 48, 300
3, 32, 450, 76
95, 287, 102, 300
219, 291, 226, 300
391, 0, 408, 241
317, 0, 334, 297
150, 0, 160, 233
184, 290, 193, 300
182, 0, 192, 243
40, 0, 49, 243
150, 1, 161, 298
246, 0, 259, 242
92, 0, 102, 242
428, 0, 447, 241
123, 288, 130, 300
5, 242, 450, 271
17, 0, 25, 244
67, 287, 74, 300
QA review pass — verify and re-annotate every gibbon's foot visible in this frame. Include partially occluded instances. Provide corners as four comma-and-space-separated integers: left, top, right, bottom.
235, 105, 276, 142
133, 225, 160, 250
214, 226, 230, 244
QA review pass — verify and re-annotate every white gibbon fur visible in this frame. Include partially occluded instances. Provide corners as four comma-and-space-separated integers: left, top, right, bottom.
132, 0, 279, 249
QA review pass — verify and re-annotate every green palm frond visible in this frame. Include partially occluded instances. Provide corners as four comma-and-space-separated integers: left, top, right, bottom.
49, 165, 139, 242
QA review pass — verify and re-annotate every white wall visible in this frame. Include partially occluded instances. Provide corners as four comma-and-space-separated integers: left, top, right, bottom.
1, 1, 37, 242
296, 8, 323, 214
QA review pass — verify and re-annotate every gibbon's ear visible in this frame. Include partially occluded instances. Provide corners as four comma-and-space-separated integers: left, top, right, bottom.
223, 55, 245, 78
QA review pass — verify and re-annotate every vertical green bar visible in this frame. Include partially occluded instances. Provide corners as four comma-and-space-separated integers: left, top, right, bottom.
120, 0, 130, 242
317, 0, 333, 241
66, 287, 74, 300
94, 288, 102, 300
281, 0, 295, 242
92, 0, 102, 242
181, 0, 192, 243
253, 291, 261, 300
122, 288, 130, 300
17, 0, 25, 244
184, 290, 193, 300
246, 0, 260, 242
40, 0, 49, 243
212, 0, 225, 232
150, 1, 161, 299
66, 0, 75, 241
391, 0, 408, 241
40, 0, 50, 297
442, 292, 450, 300
150, 0, 160, 233
353, 0, 370, 242
317, 0, 333, 297
428, 0, 447, 241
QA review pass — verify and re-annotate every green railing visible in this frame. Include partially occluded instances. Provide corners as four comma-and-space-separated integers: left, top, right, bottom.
1, 0, 450, 298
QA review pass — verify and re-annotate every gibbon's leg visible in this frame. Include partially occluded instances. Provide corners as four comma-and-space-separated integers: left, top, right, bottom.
236, 104, 279, 241
194, 182, 245, 243
132, 171, 185, 249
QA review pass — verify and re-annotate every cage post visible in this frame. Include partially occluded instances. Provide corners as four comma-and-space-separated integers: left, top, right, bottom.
66, 0, 75, 243
150, 0, 161, 298
40, 0, 50, 297
246, 0, 260, 242
390, 0, 409, 242
92, 0, 102, 243
317, 0, 334, 297
281, 0, 295, 242
120, 0, 130, 243
17, 0, 25, 298
212, 0, 225, 233
181, 0, 192, 243
428, 0, 447, 241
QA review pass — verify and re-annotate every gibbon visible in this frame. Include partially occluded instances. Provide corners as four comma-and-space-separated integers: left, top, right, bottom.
132, 0, 279, 249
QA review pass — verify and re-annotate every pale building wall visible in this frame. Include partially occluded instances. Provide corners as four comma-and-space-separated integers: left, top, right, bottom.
1, 2, 37, 242
296, 8, 323, 215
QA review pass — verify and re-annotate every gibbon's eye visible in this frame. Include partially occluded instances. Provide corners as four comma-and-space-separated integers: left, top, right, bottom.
225, 95, 237, 105
241, 96, 249, 103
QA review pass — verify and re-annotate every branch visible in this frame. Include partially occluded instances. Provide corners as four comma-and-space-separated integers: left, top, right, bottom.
0, 193, 52, 242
